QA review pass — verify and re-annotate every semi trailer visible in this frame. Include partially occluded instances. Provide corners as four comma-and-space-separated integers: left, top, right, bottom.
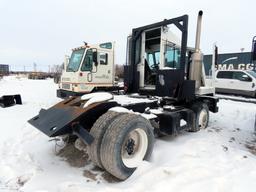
204, 35, 256, 75
28, 11, 219, 180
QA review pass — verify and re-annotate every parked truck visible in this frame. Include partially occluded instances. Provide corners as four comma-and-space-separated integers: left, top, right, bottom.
28, 11, 219, 180
204, 35, 256, 97
57, 42, 121, 98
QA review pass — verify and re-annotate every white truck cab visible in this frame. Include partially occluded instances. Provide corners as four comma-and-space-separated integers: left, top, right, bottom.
215, 70, 256, 97
58, 42, 116, 98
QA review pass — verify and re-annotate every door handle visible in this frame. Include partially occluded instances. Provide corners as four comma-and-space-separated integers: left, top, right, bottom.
87, 73, 92, 82
252, 83, 255, 88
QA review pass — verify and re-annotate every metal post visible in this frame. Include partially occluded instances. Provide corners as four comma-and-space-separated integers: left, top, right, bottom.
211, 44, 217, 80
251, 36, 256, 71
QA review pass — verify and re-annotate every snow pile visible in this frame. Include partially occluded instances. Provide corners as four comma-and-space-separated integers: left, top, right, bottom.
0, 76, 256, 192
81, 92, 113, 108
112, 95, 156, 106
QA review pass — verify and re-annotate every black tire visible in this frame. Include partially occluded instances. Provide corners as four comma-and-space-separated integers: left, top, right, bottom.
100, 114, 154, 180
88, 111, 123, 169
189, 102, 209, 132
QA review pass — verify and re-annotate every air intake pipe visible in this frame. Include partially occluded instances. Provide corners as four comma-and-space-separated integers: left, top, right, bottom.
189, 10, 205, 90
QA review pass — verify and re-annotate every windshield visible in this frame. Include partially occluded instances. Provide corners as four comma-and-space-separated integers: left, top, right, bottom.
66, 49, 85, 72
247, 70, 256, 78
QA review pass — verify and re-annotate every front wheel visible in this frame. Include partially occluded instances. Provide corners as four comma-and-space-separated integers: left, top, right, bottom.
189, 102, 209, 132
100, 114, 154, 180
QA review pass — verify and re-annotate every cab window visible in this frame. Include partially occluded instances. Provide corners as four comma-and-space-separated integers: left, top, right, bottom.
147, 53, 154, 66
146, 52, 160, 70
100, 42, 112, 49
217, 71, 233, 79
233, 71, 252, 81
164, 43, 181, 69
99, 53, 108, 65
81, 49, 93, 71
155, 52, 160, 65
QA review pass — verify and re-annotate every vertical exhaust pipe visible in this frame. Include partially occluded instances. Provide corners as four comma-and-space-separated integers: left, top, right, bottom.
195, 11, 203, 52
189, 10, 205, 90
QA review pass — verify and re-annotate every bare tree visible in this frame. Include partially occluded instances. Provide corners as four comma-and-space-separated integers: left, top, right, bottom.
115, 64, 124, 78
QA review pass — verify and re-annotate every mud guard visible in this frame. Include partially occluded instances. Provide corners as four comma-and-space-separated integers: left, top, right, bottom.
28, 96, 118, 139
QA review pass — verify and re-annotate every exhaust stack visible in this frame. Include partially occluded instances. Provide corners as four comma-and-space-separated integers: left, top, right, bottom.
189, 10, 205, 90
195, 10, 203, 52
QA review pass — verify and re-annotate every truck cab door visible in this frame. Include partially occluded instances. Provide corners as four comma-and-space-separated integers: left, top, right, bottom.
231, 71, 253, 93
215, 71, 234, 92
92, 42, 115, 86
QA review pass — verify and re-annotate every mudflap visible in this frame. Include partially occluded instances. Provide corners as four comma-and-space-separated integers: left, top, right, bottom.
28, 96, 118, 144
0, 94, 22, 108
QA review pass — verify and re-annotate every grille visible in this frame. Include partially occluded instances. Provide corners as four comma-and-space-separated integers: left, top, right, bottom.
62, 83, 70, 90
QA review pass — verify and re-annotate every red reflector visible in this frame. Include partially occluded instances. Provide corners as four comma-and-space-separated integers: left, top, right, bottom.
79, 73, 83, 76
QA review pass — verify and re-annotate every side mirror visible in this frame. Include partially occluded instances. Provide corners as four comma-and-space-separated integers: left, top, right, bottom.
92, 49, 98, 66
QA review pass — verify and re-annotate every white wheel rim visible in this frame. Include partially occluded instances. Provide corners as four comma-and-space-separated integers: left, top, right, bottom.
199, 109, 208, 129
121, 128, 148, 168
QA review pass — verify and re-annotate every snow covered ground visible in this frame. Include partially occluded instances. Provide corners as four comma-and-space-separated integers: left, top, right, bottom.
1, 76, 256, 192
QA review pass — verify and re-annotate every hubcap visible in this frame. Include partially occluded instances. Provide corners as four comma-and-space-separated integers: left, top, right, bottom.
126, 138, 135, 155
121, 128, 148, 168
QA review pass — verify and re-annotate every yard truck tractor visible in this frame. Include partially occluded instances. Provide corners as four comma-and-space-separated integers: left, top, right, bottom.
28, 11, 219, 180
57, 42, 120, 98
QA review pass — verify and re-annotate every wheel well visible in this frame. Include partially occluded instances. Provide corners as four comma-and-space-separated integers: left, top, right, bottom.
79, 101, 119, 131
191, 97, 219, 113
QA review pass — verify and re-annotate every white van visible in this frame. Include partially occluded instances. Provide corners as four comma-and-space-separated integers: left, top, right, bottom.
215, 70, 256, 97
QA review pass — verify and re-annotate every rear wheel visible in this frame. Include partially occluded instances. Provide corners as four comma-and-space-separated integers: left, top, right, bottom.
100, 114, 154, 180
189, 102, 209, 132
88, 111, 123, 168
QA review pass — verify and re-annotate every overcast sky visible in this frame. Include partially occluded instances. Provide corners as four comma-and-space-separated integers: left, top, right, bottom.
0, 0, 255, 71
